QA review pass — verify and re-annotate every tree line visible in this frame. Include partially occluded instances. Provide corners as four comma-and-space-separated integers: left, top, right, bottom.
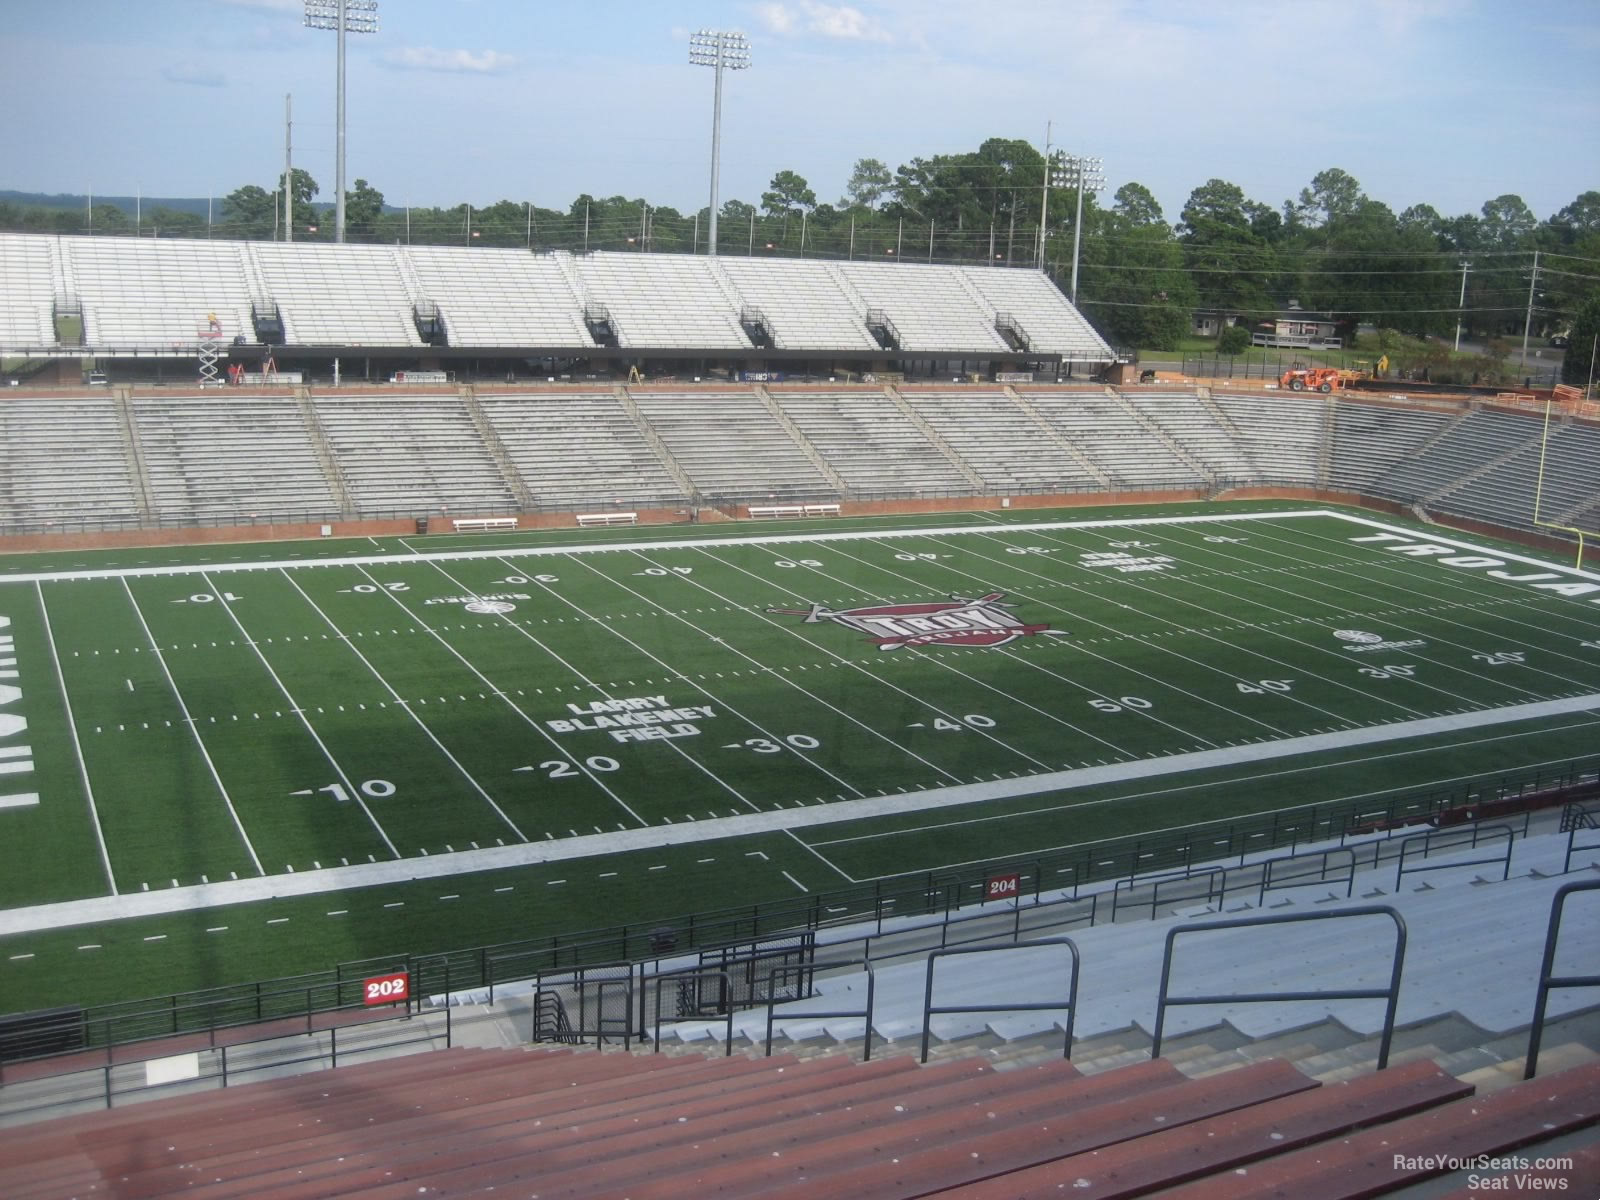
2, 142, 1596, 374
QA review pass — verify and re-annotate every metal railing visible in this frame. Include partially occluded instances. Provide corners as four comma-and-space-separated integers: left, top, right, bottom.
1393, 823, 1514, 890
1525, 880, 1600, 1079
1151, 906, 1407, 1068
2, 757, 1589, 1073
763, 958, 877, 1061
920, 939, 1080, 1064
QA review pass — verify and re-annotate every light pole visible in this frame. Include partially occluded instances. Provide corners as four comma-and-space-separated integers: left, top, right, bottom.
1038, 151, 1067, 270
689, 29, 750, 258
1059, 154, 1105, 304
304, 0, 379, 244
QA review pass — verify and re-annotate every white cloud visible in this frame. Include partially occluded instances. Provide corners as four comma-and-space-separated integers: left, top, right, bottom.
758, 2, 891, 42
380, 47, 517, 74
161, 62, 227, 88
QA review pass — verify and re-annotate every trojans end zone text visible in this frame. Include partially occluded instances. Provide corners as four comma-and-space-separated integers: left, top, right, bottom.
0, 616, 37, 810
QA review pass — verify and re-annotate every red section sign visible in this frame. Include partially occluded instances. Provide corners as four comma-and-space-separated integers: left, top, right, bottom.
363, 971, 410, 1006
986, 872, 1021, 901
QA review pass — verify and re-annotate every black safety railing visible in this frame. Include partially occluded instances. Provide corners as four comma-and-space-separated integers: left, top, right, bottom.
920, 939, 1080, 1064
1561, 801, 1600, 875
1525, 880, 1600, 1079
1393, 824, 1513, 890
3, 757, 1590, 1073
763, 958, 877, 1061
1259, 846, 1356, 905
1151, 906, 1406, 1068
1111, 865, 1225, 922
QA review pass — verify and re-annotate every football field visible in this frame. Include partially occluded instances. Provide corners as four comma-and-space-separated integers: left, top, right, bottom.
2, 501, 1598, 1011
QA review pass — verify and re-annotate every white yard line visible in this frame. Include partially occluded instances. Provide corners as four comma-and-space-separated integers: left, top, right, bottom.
200, 572, 401, 859
481, 555, 829, 811
279, 569, 530, 843
1139, 523, 1598, 697
3, 690, 1596, 936
358, 563, 654, 826
0, 511, 1363, 585
121, 579, 265, 876
33, 582, 117, 895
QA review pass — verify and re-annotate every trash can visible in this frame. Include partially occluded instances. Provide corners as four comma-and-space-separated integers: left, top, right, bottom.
648, 926, 678, 955
415, 517, 429, 535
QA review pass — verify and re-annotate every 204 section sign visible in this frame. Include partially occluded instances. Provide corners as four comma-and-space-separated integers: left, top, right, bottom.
772, 592, 1064, 651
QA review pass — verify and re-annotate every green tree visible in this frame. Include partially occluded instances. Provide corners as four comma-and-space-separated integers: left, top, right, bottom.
1077, 181, 1194, 351
1179, 178, 1277, 318
275, 168, 320, 237
222, 184, 277, 239
344, 178, 385, 241
842, 158, 892, 210
1561, 290, 1600, 388
1217, 323, 1251, 355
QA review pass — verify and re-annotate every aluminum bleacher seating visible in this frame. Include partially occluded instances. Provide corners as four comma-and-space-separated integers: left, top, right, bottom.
574, 252, 749, 349
313, 393, 512, 514
132, 395, 338, 523
716, 258, 880, 351
1213, 391, 1325, 484
0, 233, 57, 348
837, 261, 1012, 353
1121, 391, 1255, 480
0, 397, 141, 530
1326, 399, 1454, 496
0, 1029, 1591, 1196
773, 391, 974, 497
251, 242, 421, 346
957, 265, 1115, 360
405, 247, 593, 347
631, 391, 835, 500
1029, 390, 1201, 488
62, 236, 256, 347
478, 392, 685, 509
903, 389, 1101, 492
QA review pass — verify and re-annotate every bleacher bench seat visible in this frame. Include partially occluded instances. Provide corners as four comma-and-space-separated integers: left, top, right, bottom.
747, 503, 841, 519
576, 512, 638, 527
451, 517, 518, 533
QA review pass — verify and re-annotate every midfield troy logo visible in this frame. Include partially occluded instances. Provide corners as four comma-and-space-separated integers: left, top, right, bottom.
772, 593, 1064, 651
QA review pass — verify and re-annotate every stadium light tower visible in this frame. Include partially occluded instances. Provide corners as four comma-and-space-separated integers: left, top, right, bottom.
304, 0, 379, 243
1059, 153, 1105, 304
689, 29, 750, 257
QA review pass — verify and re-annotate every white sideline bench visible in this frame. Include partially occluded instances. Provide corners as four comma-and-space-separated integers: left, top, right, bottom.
576, 511, 638, 527
451, 517, 519, 533
747, 503, 841, 519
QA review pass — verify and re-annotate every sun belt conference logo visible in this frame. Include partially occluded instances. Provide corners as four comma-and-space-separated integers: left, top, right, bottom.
772, 592, 1064, 651
465, 599, 517, 615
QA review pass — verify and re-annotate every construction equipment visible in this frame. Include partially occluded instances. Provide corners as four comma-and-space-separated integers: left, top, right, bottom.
1280, 364, 1342, 393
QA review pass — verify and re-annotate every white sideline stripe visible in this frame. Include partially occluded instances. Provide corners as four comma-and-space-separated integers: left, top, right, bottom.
2, 691, 1597, 937
8, 509, 1574, 585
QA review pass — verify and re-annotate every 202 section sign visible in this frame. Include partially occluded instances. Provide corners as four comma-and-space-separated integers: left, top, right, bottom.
363, 971, 410, 1006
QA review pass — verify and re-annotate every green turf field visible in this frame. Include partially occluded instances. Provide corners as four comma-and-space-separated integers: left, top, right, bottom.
2, 501, 1597, 1012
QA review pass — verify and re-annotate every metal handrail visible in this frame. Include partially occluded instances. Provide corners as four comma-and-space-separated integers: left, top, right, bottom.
1524, 879, 1600, 1079
1151, 906, 1406, 1068
1393, 823, 1513, 890
920, 938, 1080, 1064
763, 958, 877, 1061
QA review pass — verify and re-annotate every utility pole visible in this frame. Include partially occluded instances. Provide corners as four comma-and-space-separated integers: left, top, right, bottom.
1453, 261, 1470, 351
1519, 250, 1540, 376
284, 93, 293, 243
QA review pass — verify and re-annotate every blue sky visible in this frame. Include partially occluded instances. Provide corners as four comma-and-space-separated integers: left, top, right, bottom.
4, 0, 1597, 225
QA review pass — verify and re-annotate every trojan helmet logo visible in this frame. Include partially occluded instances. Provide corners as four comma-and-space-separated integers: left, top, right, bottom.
772, 593, 1063, 651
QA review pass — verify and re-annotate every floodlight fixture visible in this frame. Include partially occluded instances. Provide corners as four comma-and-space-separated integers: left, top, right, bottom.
305, 0, 379, 243
1060, 154, 1106, 304
689, 29, 751, 257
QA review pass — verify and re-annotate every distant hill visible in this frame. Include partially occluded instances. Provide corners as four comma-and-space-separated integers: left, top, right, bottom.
0, 190, 224, 217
